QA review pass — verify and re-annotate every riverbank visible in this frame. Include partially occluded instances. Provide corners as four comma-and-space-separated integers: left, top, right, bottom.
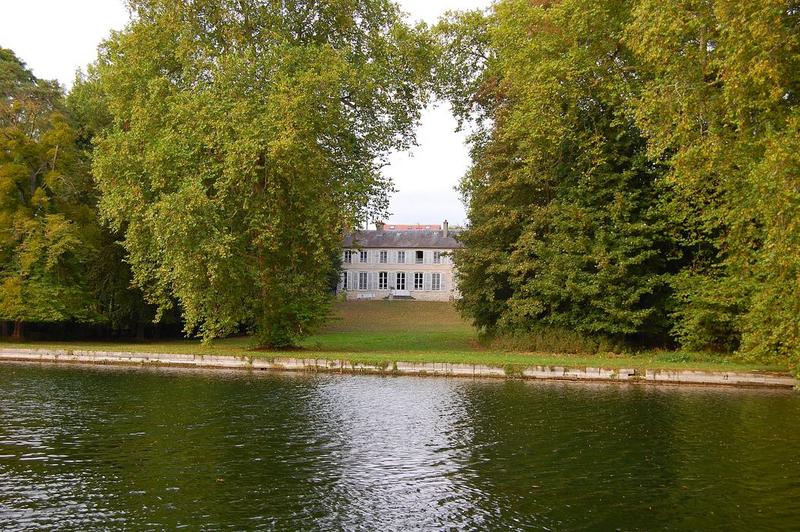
0, 348, 796, 389
1, 302, 795, 388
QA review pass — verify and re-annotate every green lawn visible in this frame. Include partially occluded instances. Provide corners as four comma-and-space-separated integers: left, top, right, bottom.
0, 301, 791, 374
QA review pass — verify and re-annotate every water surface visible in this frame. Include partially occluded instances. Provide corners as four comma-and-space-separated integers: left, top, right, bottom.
0, 364, 798, 530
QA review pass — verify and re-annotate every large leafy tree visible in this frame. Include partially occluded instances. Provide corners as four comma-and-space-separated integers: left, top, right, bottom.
93, 0, 433, 346
441, 0, 799, 369
439, 1, 675, 346
0, 48, 100, 338
626, 0, 800, 362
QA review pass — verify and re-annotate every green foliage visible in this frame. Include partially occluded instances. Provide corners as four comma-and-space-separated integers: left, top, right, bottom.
0, 49, 99, 326
66, 66, 114, 149
66, 69, 162, 333
92, 0, 433, 347
484, 327, 627, 356
433, 9, 493, 129
0, 47, 159, 337
626, 0, 800, 364
441, 0, 676, 346
440, 0, 800, 367
740, 115, 800, 364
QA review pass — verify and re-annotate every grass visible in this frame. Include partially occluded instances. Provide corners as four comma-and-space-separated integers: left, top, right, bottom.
0, 301, 791, 374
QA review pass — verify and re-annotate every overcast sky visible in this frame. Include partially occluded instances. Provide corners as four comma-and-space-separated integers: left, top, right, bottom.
0, 0, 491, 226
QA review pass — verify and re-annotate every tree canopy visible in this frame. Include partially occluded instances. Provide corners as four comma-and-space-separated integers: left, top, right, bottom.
438, 0, 800, 368
92, 0, 434, 346
0, 48, 99, 335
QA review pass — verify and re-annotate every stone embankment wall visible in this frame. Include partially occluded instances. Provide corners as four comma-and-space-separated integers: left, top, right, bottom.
0, 348, 796, 389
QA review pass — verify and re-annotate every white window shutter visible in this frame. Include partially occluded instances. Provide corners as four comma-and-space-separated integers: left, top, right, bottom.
424, 272, 431, 291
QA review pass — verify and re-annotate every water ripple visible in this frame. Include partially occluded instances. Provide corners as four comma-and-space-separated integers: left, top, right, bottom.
0, 364, 798, 530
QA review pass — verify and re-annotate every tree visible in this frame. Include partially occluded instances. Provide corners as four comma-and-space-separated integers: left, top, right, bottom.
626, 0, 800, 364
67, 69, 161, 338
439, 0, 675, 346
440, 0, 800, 369
92, 0, 433, 347
0, 48, 100, 338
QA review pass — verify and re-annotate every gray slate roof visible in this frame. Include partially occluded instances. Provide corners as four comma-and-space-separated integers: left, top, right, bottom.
342, 229, 463, 249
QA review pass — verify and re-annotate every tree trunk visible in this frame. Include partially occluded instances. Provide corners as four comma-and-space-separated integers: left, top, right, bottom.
11, 320, 23, 340
136, 322, 146, 342
0, 321, 8, 339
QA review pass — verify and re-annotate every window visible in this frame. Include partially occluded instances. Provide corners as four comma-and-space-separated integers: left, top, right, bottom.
344, 250, 353, 264
360, 250, 368, 263
433, 251, 441, 264
397, 251, 405, 264
378, 272, 388, 290
379, 250, 388, 264
358, 272, 368, 290
342, 273, 348, 290
414, 272, 424, 290
396, 272, 406, 290
432, 273, 441, 291
415, 250, 424, 264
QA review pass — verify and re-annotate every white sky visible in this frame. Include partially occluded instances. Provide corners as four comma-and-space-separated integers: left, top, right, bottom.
0, 0, 491, 226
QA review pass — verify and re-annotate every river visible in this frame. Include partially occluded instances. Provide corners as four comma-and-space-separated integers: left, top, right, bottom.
0, 363, 798, 530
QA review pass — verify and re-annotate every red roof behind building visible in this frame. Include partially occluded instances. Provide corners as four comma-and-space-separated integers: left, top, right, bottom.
384, 223, 441, 231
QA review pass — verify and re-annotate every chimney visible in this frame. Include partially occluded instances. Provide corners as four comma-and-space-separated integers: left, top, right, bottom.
443, 219, 449, 237
375, 220, 385, 232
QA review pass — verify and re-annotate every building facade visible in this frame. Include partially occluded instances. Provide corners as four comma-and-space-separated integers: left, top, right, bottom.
338, 221, 462, 301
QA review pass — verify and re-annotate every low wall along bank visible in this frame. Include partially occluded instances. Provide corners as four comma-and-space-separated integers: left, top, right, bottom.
0, 348, 796, 389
